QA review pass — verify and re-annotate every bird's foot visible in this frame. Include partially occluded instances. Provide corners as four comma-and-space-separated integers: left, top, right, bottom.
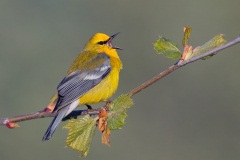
85, 104, 93, 116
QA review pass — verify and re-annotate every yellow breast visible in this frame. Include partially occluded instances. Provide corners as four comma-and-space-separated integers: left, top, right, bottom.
79, 56, 122, 104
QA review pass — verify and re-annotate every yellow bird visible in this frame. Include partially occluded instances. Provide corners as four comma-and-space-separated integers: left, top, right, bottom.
42, 33, 122, 141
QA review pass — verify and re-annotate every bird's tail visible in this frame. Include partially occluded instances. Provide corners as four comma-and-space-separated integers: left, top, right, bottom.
42, 106, 69, 141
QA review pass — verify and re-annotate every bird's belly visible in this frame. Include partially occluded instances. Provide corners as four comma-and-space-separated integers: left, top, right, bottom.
79, 69, 119, 104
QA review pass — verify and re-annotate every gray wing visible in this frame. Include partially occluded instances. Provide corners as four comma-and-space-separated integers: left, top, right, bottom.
53, 53, 111, 112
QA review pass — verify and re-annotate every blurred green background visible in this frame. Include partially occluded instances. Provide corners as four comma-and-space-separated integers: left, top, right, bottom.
1, 0, 240, 160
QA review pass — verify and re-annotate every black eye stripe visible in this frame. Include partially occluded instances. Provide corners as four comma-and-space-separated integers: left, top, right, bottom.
97, 41, 104, 45
97, 40, 108, 45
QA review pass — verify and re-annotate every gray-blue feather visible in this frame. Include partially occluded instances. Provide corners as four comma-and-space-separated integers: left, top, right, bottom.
42, 53, 111, 141
42, 106, 70, 141
54, 53, 111, 112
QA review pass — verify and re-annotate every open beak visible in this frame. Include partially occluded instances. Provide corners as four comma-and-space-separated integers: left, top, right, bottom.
107, 32, 123, 50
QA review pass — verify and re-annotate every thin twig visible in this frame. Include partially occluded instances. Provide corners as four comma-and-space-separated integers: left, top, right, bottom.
128, 36, 240, 96
0, 109, 101, 125
0, 36, 240, 127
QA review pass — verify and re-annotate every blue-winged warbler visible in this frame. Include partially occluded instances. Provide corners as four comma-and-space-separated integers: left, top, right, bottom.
42, 33, 122, 141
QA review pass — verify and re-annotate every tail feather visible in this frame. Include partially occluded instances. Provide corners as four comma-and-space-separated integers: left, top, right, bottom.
42, 106, 69, 141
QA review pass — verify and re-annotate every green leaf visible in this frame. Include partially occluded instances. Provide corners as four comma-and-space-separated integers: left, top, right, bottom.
63, 115, 96, 157
154, 37, 182, 60
191, 34, 226, 60
108, 94, 133, 130
182, 27, 192, 46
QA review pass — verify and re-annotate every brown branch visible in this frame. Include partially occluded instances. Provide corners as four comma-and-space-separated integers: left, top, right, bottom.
0, 109, 101, 126
128, 65, 178, 96
1, 36, 240, 127
128, 36, 240, 96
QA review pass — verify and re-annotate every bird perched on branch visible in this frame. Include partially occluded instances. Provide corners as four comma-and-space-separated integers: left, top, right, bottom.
42, 33, 122, 141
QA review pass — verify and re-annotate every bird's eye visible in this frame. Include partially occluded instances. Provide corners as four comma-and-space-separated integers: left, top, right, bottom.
97, 41, 105, 45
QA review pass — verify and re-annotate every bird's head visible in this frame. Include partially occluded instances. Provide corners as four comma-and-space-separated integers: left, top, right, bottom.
84, 33, 122, 51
